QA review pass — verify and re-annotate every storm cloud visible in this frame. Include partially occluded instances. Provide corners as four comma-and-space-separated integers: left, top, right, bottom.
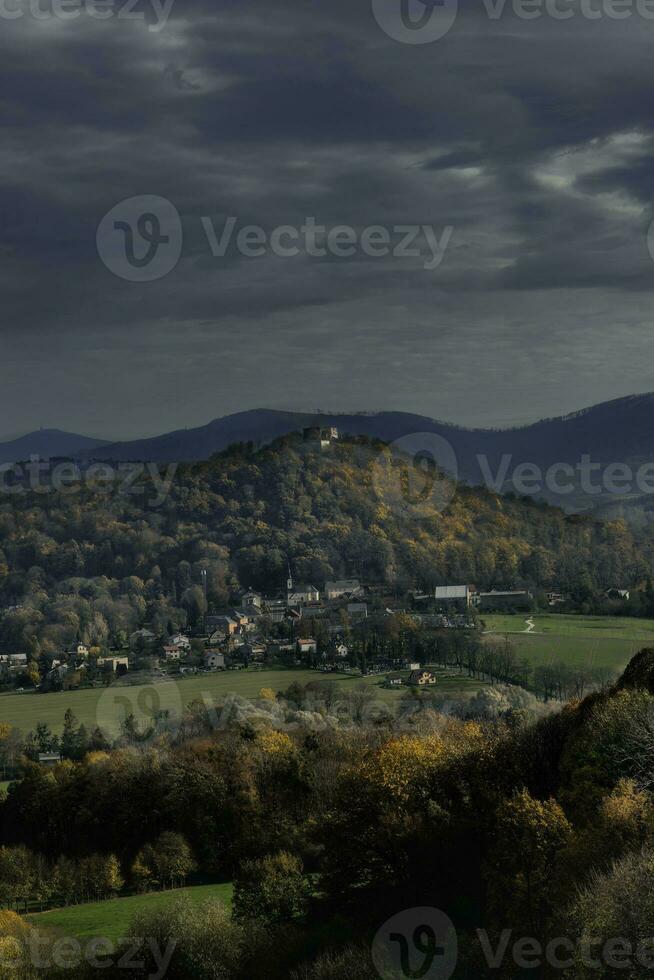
2, 0, 654, 437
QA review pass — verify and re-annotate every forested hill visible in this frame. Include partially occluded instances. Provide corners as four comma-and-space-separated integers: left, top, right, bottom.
0, 435, 649, 655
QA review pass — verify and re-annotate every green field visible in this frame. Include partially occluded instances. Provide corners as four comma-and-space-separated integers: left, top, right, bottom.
483, 613, 654, 670
28, 883, 233, 943
0, 666, 486, 733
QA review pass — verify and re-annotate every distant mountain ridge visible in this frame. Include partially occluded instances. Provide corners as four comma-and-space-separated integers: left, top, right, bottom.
78, 394, 654, 471
7, 395, 654, 524
0, 429, 108, 465
74, 394, 654, 525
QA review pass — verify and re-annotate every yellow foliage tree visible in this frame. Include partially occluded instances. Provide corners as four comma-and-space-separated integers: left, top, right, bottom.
363, 734, 445, 807
257, 729, 294, 758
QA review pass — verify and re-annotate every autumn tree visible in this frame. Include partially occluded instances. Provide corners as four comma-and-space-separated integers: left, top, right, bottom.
485, 789, 572, 937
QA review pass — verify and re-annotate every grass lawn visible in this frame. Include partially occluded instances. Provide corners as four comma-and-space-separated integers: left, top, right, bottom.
483, 613, 654, 670
0, 666, 486, 733
28, 883, 233, 943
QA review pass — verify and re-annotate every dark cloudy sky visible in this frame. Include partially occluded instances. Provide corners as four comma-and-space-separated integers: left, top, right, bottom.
3, 0, 654, 440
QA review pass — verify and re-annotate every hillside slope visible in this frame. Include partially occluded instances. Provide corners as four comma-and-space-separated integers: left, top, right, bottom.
73, 395, 654, 525
0, 435, 648, 604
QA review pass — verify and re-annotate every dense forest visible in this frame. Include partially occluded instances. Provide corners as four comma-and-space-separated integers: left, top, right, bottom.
0, 435, 649, 659
3, 651, 654, 976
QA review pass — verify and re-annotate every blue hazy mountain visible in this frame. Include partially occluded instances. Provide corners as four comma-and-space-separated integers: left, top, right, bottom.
0, 429, 109, 465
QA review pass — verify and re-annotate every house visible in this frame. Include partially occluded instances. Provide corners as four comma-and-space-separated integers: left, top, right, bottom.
347, 602, 368, 619
169, 633, 191, 650
162, 645, 183, 662
333, 643, 349, 659
325, 579, 362, 600
303, 426, 339, 449
547, 592, 569, 606
97, 656, 129, 674
70, 643, 89, 658
38, 753, 62, 768
287, 583, 320, 605
433, 585, 473, 609
205, 614, 230, 630
407, 669, 436, 687
0, 654, 27, 667
241, 642, 266, 662
386, 673, 404, 687
204, 651, 226, 670
208, 616, 238, 639
130, 628, 157, 649
48, 664, 70, 682
606, 589, 631, 601
241, 590, 263, 615
297, 638, 318, 656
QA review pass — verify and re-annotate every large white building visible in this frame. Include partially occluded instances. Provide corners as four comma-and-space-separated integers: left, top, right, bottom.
325, 579, 362, 600
433, 585, 472, 607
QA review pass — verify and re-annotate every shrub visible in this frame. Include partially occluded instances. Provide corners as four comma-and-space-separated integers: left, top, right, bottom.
233, 851, 310, 924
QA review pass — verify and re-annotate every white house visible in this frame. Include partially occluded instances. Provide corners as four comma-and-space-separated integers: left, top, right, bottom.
297, 638, 318, 656
169, 633, 191, 650
606, 588, 630, 601
241, 591, 263, 615
204, 651, 226, 670
287, 583, 320, 605
324, 579, 362, 600
433, 585, 472, 608
97, 656, 129, 673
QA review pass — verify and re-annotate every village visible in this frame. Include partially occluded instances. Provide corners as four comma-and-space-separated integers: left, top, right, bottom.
0, 572, 602, 696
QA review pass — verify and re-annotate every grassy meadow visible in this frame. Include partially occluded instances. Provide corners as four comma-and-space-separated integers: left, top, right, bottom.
483, 613, 654, 670
0, 665, 487, 733
27, 882, 233, 943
